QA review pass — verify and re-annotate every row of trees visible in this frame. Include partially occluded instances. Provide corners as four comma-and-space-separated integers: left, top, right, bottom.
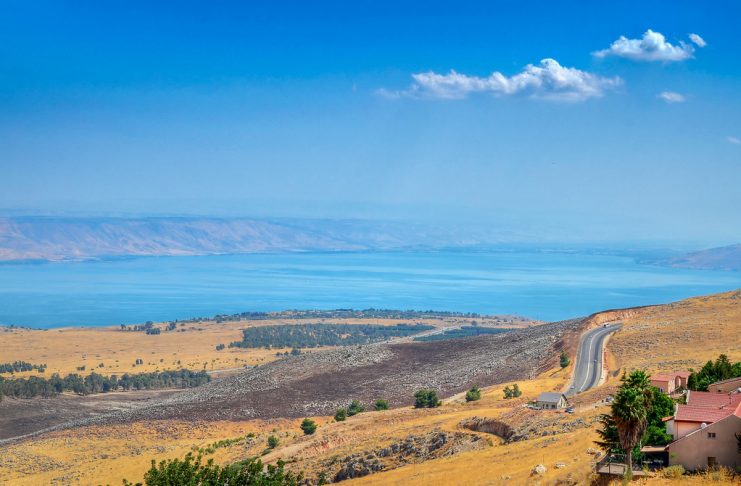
0, 361, 46, 374
0, 369, 210, 399
229, 323, 433, 349
687, 354, 741, 391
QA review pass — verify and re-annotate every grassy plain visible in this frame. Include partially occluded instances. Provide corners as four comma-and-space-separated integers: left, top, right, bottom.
0, 316, 513, 378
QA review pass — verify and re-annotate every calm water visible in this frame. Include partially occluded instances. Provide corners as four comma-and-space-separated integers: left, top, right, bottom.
1, 250, 739, 328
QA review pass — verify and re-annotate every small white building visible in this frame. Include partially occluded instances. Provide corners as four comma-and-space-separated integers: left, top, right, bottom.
536, 392, 568, 410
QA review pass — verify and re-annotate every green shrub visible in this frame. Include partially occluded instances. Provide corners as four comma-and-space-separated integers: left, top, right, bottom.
661, 465, 685, 479
465, 385, 481, 402
334, 408, 347, 421
300, 418, 317, 435
347, 399, 364, 416
267, 435, 279, 449
414, 389, 441, 408
373, 399, 389, 411
560, 351, 570, 368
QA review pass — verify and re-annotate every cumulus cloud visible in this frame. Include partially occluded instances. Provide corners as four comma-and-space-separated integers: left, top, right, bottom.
658, 91, 685, 103
728, 136, 741, 145
689, 33, 706, 47
378, 58, 622, 102
593, 29, 704, 62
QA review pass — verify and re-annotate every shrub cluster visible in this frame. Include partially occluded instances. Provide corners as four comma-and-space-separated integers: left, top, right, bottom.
122, 454, 301, 486
414, 389, 441, 408
229, 323, 433, 349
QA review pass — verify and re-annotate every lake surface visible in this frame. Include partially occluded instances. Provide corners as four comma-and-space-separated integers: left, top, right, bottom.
1, 250, 740, 328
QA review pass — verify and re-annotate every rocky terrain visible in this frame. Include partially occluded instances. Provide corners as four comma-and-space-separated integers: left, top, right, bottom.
324, 430, 486, 482
118, 318, 583, 422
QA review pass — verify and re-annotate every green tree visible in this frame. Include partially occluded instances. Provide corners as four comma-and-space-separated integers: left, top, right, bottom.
465, 385, 481, 402
512, 383, 522, 398
347, 399, 364, 416
300, 418, 317, 435
503, 386, 512, 399
373, 399, 389, 411
414, 389, 441, 408
610, 371, 653, 478
334, 408, 347, 421
560, 351, 570, 368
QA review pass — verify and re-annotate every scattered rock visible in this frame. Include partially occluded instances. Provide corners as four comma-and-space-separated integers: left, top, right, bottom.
533, 464, 547, 475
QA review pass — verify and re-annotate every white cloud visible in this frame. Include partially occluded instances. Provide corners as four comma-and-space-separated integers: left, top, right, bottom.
379, 58, 622, 102
689, 33, 707, 48
728, 136, 741, 145
658, 91, 685, 103
593, 29, 704, 62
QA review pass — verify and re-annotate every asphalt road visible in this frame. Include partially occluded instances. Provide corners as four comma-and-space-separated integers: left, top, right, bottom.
567, 323, 621, 396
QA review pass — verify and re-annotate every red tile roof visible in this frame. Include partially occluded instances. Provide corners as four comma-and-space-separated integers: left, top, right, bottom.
672, 391, 741, 424
710, 376, 741, 386
674, 405, 734, 423
651, 371, 690, 381
687, 390, 741, 409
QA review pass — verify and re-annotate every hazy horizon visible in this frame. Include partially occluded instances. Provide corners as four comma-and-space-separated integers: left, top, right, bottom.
2, 1, 740, 246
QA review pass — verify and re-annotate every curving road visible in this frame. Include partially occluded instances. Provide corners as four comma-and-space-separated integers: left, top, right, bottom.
566, 323, 621, 396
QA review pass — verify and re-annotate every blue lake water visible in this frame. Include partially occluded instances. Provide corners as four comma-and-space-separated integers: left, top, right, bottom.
0, 250, 740, 328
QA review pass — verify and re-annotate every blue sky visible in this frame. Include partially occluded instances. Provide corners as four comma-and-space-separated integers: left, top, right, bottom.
1, 1, 740, 245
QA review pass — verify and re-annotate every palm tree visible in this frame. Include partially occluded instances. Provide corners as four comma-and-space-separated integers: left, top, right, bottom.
611, 370, 653, 478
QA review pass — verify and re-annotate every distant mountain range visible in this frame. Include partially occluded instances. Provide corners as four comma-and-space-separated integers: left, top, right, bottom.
0, 216, 529, 262
651, 243, 741, 271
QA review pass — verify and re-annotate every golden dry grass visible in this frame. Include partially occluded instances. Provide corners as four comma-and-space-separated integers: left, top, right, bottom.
609, 289, 741, 374
0, 317, 467, 378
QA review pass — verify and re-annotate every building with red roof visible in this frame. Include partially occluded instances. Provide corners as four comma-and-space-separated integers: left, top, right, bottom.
650, 371, 691, 394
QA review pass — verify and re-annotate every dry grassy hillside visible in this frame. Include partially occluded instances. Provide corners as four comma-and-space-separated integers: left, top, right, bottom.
609, 289, 741, 373
1, 290, 739, 485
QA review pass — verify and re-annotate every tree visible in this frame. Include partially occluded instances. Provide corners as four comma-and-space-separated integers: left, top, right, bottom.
373, 399, 389, 411
610, 371, 653, 478
414, 389, 441, 408
465, 385, 481, 402
347, 399, 364, 416
334, 408, 347, 421
300, 418, 317, 435
560, 351, 570, 368
267, 435, 279, 449
512, 383, 522, 398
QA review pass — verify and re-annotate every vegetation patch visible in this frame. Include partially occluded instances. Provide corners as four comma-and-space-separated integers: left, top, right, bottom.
0, 369, 210, 399
0, 361, 46, 374
229, 323, 433, 349
413, 326, 508, 342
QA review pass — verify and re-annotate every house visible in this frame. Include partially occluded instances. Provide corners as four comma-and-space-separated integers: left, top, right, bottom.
708, 376, 741, 394
536, 392, 568, 410
665, 390, 741, 440
650, 371, 690, 394
666, 402, 741, 471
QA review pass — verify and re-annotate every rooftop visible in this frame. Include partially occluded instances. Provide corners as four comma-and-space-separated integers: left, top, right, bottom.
686, 390, 741, 409
537, 392, 566, 403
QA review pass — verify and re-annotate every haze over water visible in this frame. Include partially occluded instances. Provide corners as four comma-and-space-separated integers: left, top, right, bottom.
1, 250, 739, 328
